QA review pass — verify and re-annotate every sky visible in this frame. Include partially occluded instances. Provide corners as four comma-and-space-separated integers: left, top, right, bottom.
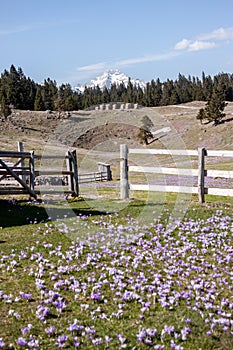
1, 0, 233, 86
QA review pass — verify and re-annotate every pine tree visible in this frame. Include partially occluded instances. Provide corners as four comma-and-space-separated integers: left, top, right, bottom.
102, 87, 110, 104
137, 115, 154, 144
196, 84, 227, 126
205, 84, 227, 125
34, 86, 45, 111
196, 108, 205, 124
0, 95, 11, 119
43, 78, 58, 110
153, 79, 162, 106
202, 72, 213, 101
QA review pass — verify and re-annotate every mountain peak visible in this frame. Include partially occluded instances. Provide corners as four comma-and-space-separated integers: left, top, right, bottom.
75, 70, 146, 92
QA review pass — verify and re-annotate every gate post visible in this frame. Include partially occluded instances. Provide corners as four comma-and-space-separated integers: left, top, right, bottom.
198, 147, 205, 203
120, 144, 129, 199
66, 151, 74, 194
71, 149, 79, 197
18, 141, 26, 183
29, 151, 35, 192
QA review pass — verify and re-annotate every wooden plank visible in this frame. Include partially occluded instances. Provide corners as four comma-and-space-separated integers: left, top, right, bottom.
35, 170, 73, 176
206, 169, 233, 178
206, 150, 233, 158
129, 166, 198, 176
0, 151, 31, 158
128, 149, 198, 156
34, 154, 72, 160
79, 176, 105, 183
0, 158, 37, 199
206, 187, 233, 197
0, 170, 30, 176
129, 184, 198, 194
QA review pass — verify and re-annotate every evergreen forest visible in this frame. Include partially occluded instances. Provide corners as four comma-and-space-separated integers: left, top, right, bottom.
1, 64, 233, 114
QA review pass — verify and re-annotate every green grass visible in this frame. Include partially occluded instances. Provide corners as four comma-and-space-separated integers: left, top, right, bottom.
0, 195, 233, 349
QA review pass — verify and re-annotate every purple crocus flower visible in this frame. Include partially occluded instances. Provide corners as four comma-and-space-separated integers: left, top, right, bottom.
45, 326, 56, 335
92, 338, 102, 345
36, 305, 51, 321
90, 292, 101, 301
17, 337, 28, 347
117, 333, 126, 344
0, 338, 5, 348
27, 335, 39, 349
73, 336, 80, 348
20, 292, 32, 301
21, 324, 33, 335
56, 335, 68, 349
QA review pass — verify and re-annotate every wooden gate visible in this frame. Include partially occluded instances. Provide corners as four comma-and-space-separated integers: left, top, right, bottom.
0, 150, 37, 199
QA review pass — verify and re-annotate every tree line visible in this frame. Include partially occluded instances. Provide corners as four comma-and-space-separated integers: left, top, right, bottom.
1, 64, 233, 117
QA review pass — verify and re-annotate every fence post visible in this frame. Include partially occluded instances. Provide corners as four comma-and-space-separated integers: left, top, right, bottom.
198, 147, 205, 203
98, 162, 112, 181
71, 149, 79, 197
66, 151, 74, 194
29, 151, 35, 192
120, 144, 129, 199
18, 141, 26, 183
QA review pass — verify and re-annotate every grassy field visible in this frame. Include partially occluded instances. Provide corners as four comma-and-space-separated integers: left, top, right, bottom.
1, 194, 233, 349
1, 102, 233, 348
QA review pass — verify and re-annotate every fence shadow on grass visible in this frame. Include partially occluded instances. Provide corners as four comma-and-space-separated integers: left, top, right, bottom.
0, 199, 108, 229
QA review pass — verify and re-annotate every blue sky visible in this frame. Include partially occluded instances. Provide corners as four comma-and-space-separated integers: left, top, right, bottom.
1, 0, 233, 86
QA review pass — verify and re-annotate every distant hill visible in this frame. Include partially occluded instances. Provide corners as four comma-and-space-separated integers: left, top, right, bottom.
75, 69, 146, 92
1, 102, 233, 155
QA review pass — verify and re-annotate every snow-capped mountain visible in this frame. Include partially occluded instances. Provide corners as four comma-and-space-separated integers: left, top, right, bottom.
75, 69, 146, 93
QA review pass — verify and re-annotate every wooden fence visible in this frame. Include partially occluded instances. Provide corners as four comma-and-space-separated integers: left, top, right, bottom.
0, 149, 79, 199
34, 150, 79, 197
0, 143, 112, 199
120, 144, 233, 203
0, 150, 37, 198
78, 163, 112, 184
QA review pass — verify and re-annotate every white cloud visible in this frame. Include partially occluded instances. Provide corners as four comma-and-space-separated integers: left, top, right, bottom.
198, 27, 233, 41
175, 26, 233, 53
76, 26, 233, 82
175, 38, 216, 52
174, 39, 191, 50
116, 51, 179, 67
76, 52, 180, 79
77, 62, 107, 72
0, 26, 30, 36
188, 40, 216, 51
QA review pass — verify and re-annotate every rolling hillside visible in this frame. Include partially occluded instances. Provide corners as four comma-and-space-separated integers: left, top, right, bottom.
1, 101, 233, 154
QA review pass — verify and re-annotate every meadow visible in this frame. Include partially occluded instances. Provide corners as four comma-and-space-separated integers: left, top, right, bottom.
1, 102, 233, 349
0, 194, 233, 349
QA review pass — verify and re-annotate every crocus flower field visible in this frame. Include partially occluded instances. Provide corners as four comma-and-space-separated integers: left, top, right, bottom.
0, 198, 233, 349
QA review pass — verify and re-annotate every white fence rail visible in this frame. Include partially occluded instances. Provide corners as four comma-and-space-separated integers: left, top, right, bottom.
120, 144, 233, 203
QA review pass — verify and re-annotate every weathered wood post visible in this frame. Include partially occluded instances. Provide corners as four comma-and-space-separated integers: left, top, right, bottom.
120, 144, 129, 199
18, 141, 26, 183
66, 151, 74, 194
29, 151, 35, 193
98, 162, 112, 181
71, 149, 79, 197
198, 147, 205, 203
